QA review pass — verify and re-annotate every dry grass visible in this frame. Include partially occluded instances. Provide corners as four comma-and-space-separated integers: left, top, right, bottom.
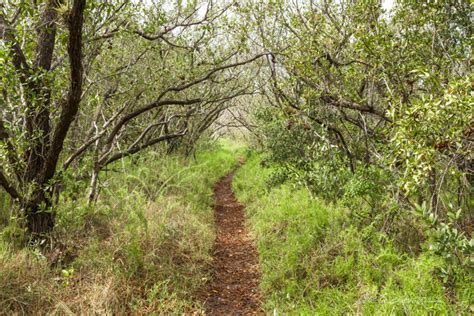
0, 146, 238, 314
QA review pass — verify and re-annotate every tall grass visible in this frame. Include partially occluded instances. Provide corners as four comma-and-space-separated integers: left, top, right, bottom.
0, 143, 237, 314
233, 153, 470, 315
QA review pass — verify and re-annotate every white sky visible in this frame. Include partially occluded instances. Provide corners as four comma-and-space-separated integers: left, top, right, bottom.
136, 0, 396, 9
382, 0, 395, 11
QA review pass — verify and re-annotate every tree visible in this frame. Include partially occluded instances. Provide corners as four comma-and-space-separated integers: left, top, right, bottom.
239, 0, 471, 213
1, 0, 266, 237
1, 0, 86, 236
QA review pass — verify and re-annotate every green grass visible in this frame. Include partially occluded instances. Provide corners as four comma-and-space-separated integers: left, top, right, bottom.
0, 141, 238, 314
1, 142, 471, 314
233, 153, 468, 315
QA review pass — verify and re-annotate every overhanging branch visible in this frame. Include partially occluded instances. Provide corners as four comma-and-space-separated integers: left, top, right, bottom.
0, 169, 20, 200
104, 130, 187, 166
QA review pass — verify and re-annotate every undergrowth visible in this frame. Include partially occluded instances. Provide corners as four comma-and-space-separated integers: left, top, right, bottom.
233, 153, 473, 315
0, 143, 237, 314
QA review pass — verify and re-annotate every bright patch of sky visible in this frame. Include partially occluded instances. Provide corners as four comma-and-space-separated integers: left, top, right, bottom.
136, 0, 396, 9
382, 0, 395, 12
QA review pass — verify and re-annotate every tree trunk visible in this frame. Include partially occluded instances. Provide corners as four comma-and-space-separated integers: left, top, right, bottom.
26, 210, 55, 237
88, 166, 100, 204
429, 168, 438, 215
23, 189, 55, 237
22, 0, 86, 236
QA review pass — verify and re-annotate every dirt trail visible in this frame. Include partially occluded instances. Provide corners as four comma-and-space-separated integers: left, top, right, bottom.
199, 170, 262, 315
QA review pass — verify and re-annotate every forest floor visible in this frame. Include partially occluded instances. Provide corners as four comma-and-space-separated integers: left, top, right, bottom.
197, 169, 262, 315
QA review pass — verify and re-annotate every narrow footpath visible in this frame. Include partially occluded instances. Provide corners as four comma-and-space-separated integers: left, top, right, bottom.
199, 170, 262, 315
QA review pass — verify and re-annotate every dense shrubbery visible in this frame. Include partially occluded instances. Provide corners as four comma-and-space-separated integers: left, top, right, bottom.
0, 144, 237, 314
234, 154, 473, 314
251, 100, 473, 311
235, 2, 473, 311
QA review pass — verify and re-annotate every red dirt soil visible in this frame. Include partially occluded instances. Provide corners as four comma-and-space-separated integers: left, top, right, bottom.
199, 171, 262, 315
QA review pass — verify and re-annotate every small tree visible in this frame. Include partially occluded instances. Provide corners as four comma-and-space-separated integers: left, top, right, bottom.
1, 0, 86, 236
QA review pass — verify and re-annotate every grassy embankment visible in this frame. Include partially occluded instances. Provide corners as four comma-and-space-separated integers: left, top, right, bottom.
233, 153, 472, 315
0, 143, 238, 314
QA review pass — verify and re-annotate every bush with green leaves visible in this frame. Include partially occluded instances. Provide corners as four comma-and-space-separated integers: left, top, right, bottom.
234, 153, 472, 314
